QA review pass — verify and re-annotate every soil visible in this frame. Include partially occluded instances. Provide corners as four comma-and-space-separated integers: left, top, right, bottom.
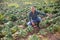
14, 25, 60, 40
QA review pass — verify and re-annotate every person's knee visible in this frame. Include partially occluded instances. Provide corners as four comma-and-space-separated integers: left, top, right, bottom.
38, 17, 42, 22
27, 22, 31, 25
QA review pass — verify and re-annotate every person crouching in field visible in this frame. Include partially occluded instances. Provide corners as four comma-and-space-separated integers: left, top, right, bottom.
27, 6, 47, 28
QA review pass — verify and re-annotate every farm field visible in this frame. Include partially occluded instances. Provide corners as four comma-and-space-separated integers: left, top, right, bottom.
0, 0, 60, 40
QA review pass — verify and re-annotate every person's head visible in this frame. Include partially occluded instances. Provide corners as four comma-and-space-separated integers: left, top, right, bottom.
31, 6, 36, 13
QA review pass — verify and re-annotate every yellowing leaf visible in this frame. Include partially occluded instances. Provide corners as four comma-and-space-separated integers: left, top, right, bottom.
24, 2, 32, 5
8, 3, 19, 8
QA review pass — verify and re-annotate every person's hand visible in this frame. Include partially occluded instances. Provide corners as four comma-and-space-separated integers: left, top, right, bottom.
42, 18, 46, 20
46, 13, 52, 18
32, 22, 35, 26
46, 13, 49, 16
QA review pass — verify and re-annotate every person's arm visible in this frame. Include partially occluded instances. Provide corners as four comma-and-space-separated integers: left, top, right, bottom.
37, 11, 47, 16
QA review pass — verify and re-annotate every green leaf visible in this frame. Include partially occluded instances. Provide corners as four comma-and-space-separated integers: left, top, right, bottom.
26, 26, 34, 32
18, 28, 27, 37
28, 34, 40, 40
